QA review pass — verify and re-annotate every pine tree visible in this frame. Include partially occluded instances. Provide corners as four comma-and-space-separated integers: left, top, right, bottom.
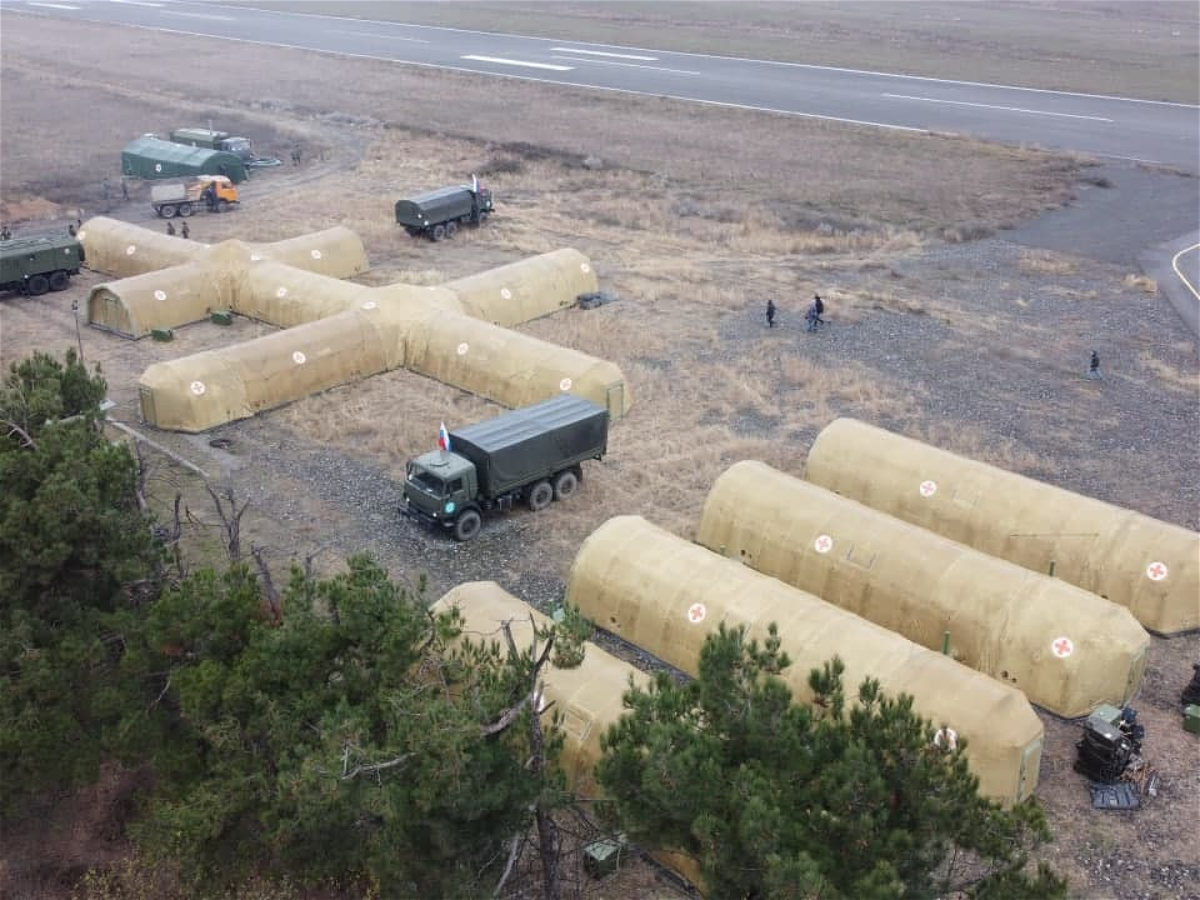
597, 622, 1066, 900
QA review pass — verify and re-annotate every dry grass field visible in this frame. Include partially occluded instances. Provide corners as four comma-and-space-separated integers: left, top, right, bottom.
2, 4, 1198, 899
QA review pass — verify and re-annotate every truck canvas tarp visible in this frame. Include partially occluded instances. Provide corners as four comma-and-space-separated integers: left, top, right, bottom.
452, 395, 608, 496
394, 181, 493, 240
121, 136, 248, 183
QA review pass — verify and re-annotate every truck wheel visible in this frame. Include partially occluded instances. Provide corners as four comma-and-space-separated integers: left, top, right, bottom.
528, 481, 553, 512
48, 271, 69, 292
161, 204, 178, 218
431, 224, 447, 241
444, 220, 458, 238
178, 203, 194, 218
404, 226, 420, 238
552, 470, 578, 501
218, 199, 231, 212
27, 275, 49, 296
478, 212, 489, 225
453, 510, 483, 542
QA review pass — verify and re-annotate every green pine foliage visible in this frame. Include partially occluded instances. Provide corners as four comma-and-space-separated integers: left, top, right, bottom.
597, 623, 1066, 900
133, 557, 569, 897
0, 350, 162, 810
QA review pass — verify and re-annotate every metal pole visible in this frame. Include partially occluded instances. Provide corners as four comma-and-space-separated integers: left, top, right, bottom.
71, 298, 84, 362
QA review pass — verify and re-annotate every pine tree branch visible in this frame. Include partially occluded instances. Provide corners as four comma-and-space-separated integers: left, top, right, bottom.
2, 418, 37, 450
492, 832, 524, 898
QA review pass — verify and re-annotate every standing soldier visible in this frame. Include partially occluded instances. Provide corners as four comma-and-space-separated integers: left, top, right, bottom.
1086, 350, 1102, 380
1, 224, 12, 240
766, 298, 777, 328
291, 144, 302, 166
121, 179, 130, 201
181, 221, 190, 239
166, 222, 176, 236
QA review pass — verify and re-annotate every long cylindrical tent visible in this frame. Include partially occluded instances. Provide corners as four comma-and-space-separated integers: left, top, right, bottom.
88, 261, 226, 338
804, 419, 1199, 635
442, 248, 599, 327
566, 516, 1044, 803
697, 461, 1151, 718
431, 582, 702, 892
78, 216, 202, 278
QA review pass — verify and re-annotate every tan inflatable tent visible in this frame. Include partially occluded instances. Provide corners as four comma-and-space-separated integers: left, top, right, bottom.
432, 582, 702, 892
805, 419, 1199, 635
566, 516, 1044, 803
697, 461, 1151, 718
442, 248, 598, 327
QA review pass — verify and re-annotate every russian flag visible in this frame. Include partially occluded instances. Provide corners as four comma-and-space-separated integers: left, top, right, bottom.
438, 421, 451, 452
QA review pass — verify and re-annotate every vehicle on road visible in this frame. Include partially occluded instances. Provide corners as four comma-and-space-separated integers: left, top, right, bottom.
395, 178, 493, 241
401, 395, 608, 541
0, 232, 85, 296
150, 176, 240, 218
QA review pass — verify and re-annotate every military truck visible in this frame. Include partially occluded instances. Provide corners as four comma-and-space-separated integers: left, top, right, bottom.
150, 176, 240, 218
170, 128, 255, 161
394, 179, 494, 241
0, 232, 85, 296
401, 395, 608, 541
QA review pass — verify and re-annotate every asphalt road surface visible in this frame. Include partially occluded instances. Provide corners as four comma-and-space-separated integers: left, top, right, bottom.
8, 0, 1200, 172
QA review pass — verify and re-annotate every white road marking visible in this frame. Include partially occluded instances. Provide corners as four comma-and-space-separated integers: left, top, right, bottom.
109, 0, 163, 6
1172, 243, 1200, 302
884, 93, 1113, 122
461, 54, 573, 71
343, 31, 430, 43
28, 2, 80, 9
162, 11, 235, 21
551, 47, 657, 61
550, 55, 699, 76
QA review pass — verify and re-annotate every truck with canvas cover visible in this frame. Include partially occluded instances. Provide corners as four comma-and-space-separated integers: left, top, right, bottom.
401, 395, 608, 541
121, 136, 248, 184
170, 128, 255, 161
150, 176, 240, 218
0, 232, 85, 296
394, 179, 493, 241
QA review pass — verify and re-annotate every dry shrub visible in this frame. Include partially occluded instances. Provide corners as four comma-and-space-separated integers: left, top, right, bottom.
940, 222, 994, 243
1123, 273, 1158, 294
909, 420, 1042, 474
1138, 352, 1200, 394
1019, 250, 1079, 276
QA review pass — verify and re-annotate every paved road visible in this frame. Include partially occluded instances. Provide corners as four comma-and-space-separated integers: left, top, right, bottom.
7, 0, 1200, 171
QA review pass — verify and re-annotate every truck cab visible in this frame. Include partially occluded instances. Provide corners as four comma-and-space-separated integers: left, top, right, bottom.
404, 452, 480, 534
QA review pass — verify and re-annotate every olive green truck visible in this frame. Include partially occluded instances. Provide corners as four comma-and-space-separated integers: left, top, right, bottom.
401, 395, 608, 541
0, 233, 85, 296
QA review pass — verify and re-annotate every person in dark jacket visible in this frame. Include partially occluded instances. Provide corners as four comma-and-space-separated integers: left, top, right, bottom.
814, 293, 825, 317
181, 221, 190, 239
766, 297, 777, 328
166, 221, 176, 236
1087, 350, 1102, 380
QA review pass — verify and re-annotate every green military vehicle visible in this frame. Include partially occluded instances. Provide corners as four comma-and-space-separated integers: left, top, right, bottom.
401, 395, 608, 541
169, 127, 255, 161
394, 178, 494, 241
0, 232, 85, 296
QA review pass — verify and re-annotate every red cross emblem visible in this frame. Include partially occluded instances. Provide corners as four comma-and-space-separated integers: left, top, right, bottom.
814, 534, 833, 554
1146, 561, 1168, 581
1051, 636, 1074, 658
687, 603, 706, 624
919, 480, 937, 498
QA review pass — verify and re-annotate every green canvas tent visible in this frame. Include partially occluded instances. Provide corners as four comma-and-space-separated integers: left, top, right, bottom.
121, 136, 247, 183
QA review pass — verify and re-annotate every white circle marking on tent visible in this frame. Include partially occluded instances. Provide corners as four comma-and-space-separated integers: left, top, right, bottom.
500, 287, 512, 300
1146, 561, 1169, 581
559, 378, 573, 392
1051, 636, 1074, 659
362, 301, 377, 311
153, 290, 167, 302
814, 534, 834, 554
457, 342, 469, 356
311, 249, 322, 260
125, 245, 137, 256
687, 602, 706, 624
190, 381, 206, 396
919, 480, 938, 498
154, 163, 163, 173
276, 286, 288, 298
934, 727, 958, 750
250, 253, 263, 262
581, 262, 591, 274
77, 230, 87, 241
292, 351, 306, 365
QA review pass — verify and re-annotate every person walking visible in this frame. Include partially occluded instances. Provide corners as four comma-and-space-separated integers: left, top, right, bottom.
1, 224, 11, 240
180, 221, 190, 239
1086, 350, 1103, 380
813, 293, 825, 318
291, 144, 302, 166
166, 221, 176, 236
121, 179, 130, 201
766, 297, 777, 328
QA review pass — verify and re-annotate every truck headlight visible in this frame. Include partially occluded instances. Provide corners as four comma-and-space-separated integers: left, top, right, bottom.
444, 502, 456, 514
